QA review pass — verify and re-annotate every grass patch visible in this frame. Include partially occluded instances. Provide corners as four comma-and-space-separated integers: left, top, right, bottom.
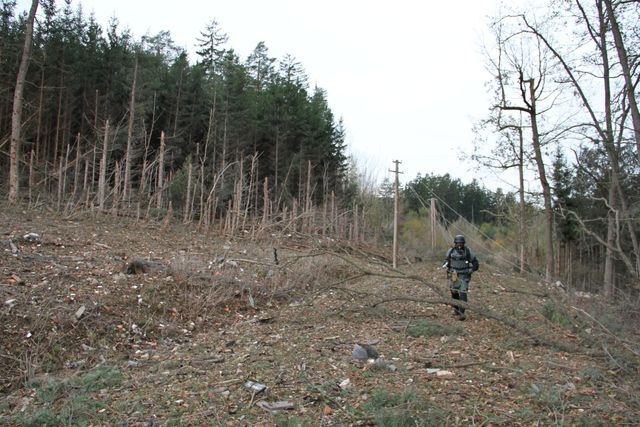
17, 365, 122, 427
362, 388, 448, 426
578, 366, 604, 382
406, 319, 464, 338
253, 360, 273, 371
498, 336, 531, 350
512, 405, 537, 422
275, 415, 313, 427
528, 383, 567, 416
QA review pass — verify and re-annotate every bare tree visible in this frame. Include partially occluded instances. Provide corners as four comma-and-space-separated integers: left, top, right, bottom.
487, 16, 558, 282
472, 114, 529, 274
520, 2, 640, 279
488, 1, 640, 292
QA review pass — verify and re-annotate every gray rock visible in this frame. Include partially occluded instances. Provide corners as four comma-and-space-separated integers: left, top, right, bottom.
352, 343, 379, 361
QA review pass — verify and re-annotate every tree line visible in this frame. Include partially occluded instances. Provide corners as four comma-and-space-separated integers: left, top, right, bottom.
1, 0, 350, 227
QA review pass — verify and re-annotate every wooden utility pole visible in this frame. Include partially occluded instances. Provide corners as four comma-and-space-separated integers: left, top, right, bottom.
430, 198, 437, 249
390, 160, 402, 268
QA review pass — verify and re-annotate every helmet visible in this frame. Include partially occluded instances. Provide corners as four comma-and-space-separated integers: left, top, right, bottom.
453, 235, 465, 244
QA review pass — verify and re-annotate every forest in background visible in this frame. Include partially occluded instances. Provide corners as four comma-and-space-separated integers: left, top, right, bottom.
1, 0, 639, 299
0, 0, 350, 226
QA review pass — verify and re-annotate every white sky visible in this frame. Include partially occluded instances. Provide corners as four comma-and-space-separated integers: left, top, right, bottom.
18, 0, 511, 189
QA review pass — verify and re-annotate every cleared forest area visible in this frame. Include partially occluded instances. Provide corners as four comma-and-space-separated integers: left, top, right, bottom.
2, 0, 640, 423
1, 206, 638, 425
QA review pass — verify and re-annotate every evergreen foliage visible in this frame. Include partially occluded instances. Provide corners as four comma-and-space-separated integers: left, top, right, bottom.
0, 1, 349, 214
403, 173, 507, 225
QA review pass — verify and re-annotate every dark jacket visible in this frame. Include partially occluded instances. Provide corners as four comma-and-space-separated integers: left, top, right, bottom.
444, 246, 479, 274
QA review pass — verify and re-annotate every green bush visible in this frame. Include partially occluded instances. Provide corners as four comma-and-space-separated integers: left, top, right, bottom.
541, 301, 573, 328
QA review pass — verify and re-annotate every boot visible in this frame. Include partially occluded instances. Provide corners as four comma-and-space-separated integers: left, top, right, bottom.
451, 291, 460, 316
458, 291, 467, 320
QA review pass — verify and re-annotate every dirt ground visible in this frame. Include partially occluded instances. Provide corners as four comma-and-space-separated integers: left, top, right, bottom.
1, 205, 639, 426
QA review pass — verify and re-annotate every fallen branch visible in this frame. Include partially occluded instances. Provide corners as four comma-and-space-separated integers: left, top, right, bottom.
280, 249, 592, 354
502, 287, 549, 298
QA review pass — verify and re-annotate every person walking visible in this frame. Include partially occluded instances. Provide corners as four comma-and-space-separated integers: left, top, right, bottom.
442, 235, 479, 320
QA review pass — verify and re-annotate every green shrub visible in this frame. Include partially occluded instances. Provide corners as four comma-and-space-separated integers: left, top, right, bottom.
541, 301, 573, 328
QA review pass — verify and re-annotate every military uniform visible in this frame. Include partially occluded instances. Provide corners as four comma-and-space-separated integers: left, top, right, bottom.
443, 236, 479, 320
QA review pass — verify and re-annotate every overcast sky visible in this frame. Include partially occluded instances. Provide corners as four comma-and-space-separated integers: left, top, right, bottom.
17, 0, 509, 189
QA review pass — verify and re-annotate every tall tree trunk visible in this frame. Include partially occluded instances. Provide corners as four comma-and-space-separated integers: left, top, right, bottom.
123, 57, 138, 204
262, 177, 269, 224
598, 0, 640, 276
274, 129, 279, 196
28, 149, 35, 205
603, 182, 616, 297
183, 158, 192, 223
199, 107, 213, 224
526, 78, 555, 282
603, 0, 640, 159
172, 66, 184, 137
8, 0, 38, 204
52, 79, 63, 185
517, 125, 526, 274
112, 160, 120, 216
600, 0, 617, 295
156, 130, 166, 209
35, 66, 44, 164
305, 159, 312, 232
73, 133, 81, 199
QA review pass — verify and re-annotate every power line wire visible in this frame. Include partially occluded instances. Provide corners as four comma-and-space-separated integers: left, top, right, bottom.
407, 181, 546, 283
